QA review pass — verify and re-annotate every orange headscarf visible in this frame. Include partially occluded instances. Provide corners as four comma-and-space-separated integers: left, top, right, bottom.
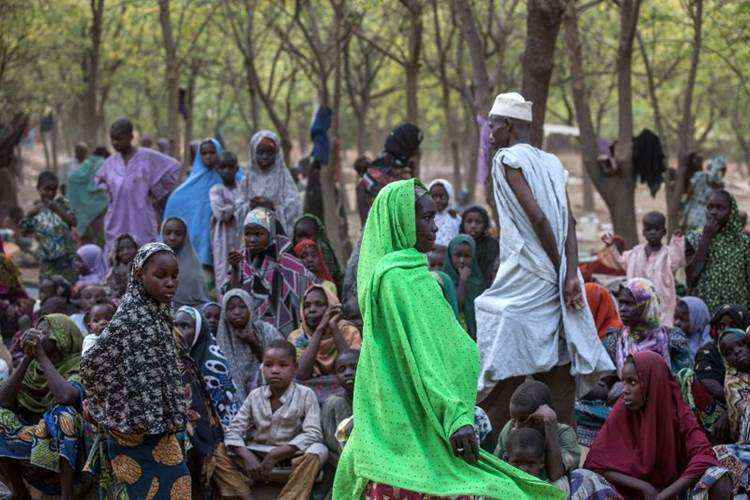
293, 238, 334, 283
585, 282, 624, 339
292, 284, 361, 376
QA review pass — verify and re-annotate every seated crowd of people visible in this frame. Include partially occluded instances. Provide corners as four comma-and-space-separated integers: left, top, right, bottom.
0, 113, 749, 499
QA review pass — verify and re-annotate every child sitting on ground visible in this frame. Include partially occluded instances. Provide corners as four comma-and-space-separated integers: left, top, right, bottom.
505, 427, 570, 494
19, 171, 78, 284
220, 340, 327, 500
494, 380, 581, 484
210, 151, 241, 296
293, 239, 337, 296
105, 233, 138, 299
288, 285, 361, 389
321, 349, 359, 465
81, 301, 115, 354
69, 284, 107, 336
603, 211, 684, 326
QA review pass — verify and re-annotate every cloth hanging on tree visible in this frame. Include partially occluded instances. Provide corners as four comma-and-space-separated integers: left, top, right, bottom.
632, 129, 666, 197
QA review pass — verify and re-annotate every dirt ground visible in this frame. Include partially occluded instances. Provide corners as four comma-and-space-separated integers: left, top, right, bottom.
13, 143, 750, 261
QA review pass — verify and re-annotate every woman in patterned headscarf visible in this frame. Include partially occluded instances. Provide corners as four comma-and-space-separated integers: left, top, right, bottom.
81, 242, 191, 499
686, 189, 750, 313
0, 314, 85, 499
228, 207, 317, 336
602, 278, 676, 374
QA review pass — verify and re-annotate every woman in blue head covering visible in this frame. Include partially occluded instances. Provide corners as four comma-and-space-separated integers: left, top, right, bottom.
163, 138, 243, 267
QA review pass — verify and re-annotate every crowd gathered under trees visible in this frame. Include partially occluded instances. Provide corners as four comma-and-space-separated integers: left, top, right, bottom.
4, 1, 750, 499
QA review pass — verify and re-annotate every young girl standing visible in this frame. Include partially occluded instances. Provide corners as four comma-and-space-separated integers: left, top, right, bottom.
210, 151, 242, 296
442, 235, 486, 338
105, 233, 138, 299
20, 171, 78, 283
161, 216, 209, 308
81, 242, 191, 499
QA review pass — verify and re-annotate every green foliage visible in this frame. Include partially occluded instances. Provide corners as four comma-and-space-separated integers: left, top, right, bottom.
2, 0, 749, 168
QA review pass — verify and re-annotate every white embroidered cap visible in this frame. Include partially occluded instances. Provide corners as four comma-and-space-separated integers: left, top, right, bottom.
488, 92, 533, 122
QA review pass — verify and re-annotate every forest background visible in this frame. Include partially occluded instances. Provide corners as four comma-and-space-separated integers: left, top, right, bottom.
2, 0, 750, 258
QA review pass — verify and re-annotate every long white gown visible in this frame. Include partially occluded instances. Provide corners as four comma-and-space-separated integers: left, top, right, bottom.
475, 143, 614, 399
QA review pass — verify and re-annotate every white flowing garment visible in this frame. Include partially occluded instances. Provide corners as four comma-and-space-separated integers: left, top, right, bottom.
475, 143, 613, 399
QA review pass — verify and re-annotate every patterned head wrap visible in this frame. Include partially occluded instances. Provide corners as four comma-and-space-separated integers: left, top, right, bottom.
243, 207, 277, 241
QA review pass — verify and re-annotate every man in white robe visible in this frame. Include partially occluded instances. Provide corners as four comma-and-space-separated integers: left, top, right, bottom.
475, 93, 613, 430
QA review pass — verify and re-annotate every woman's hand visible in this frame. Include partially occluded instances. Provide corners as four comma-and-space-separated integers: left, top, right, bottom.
450, 425, 478, 463
228, 250, 243, 268
21, 329, 43, 359
459, 265, 471, 282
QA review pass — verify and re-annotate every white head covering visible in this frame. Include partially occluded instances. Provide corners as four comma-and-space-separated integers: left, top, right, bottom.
489, 92, 533, 122
428, 178, 455, 212
238, 130, 301, 234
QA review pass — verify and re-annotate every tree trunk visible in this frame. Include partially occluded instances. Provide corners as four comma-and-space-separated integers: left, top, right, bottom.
521, 0, 567, 148
182, 63, 198, 173
0, 114, 27, 218
430, 0, 462, 191
158, 0, 181, 163
319, 0, 350, 264
564, 0, 638, 243
455, 0, 491, 201
667, 0, 703, 234
611, 0, 641, 246
81, 0, 104, 146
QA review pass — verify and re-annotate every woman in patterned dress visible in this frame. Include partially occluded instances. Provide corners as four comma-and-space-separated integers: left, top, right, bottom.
81, 242, 191, 499
0, 314, 85, 499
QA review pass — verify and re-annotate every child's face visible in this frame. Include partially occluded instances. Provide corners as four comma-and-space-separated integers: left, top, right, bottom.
294, 219, 317, 243
617, 288, 642, 327
226, 296, 251, 329
244, 225, 270, 255
217, 162, 238, 185
335, 352, 358, 395
621, 361, 645, 411
87, 304, 114, 335
642, 216, 666, 246
174, 310, 196, 347
79, 285, 105, 311
707, 192, 732, 228
673, 301, 691, 335
463, 211, 485, 240
117, 238, 138, 264
429, 183, 449, 213
200, 142, 218, 168
507, 448, 544, 478
720, 333, 750, 372
39, 279, 57, 303
262, 348, 296, 392
74, 256, 88, 276
139, 252, 179, 304
303, 288, 328, 329
37, 181, 58, 204
428, 250, 444, 271
300, 246, 320, 275
450, 243, 472, 272
203, 304, 220, 333
163, 219, 187, 252
255, 140, 277, 170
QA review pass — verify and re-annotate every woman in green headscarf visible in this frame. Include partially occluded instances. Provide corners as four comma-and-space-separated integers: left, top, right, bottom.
66, 147, 110, 243
686, 189, 750, 313
443, 234, 487, 339
332, 179, 563, 499
0, 314, 85, 499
